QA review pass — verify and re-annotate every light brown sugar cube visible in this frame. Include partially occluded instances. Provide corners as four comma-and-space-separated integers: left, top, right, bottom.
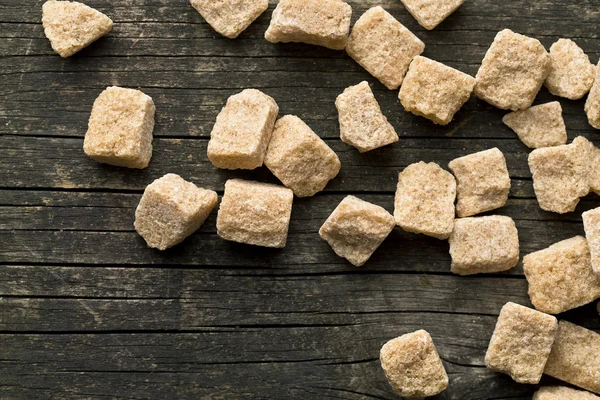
216, 179, 293, 248
545, 39, 595, 100
534, 386, 600, 400
583, 207, 600, 276
189, 0, 268, 39
585, 61, 600, 130
346, 6, 425, 90
448, 216, 519, 276
264, 115, 341, 197
394, 162, 456, 240
83, 87, 155, 169
523, 236, 600, 314
319, 196, 395, 267
380, 330, 449, 398
264, 0, 352, 50
544, 321, 600, 395
399, 56, 475, 125
588, 143, 600, 195
134, 174, 218, 251
448, 148, 511, 217
475, 29, 550, 110
207, 89, 279, 170
485, 302, 558, 384
400, 0, 464, 30
502, 102, 567, 149
42, 0, 112, 58
335, 81, 398, 152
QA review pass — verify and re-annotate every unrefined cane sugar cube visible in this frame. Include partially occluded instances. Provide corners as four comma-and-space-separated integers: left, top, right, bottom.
523, 236, 600, 314
216, 179, 293, 248
346, 6, 425, 90
83, 86, 155, 169
134, 174, 218, 251
380, 330, 449, 398
400, 0, 464, 30
502, 102, 567, 149
394, 162, 456, 239
534, 386, 600, 400
335, 81, 398, 152
399, 56, 476, 125
544, 321, 600, 395
582, 207, 600, 276
319, 196, 395, 267
42, 0, 112, 58
545, 39, 595, 100
189, 0, 268, 39
475, 29, 550, 110
585, 61, 600, 130
485, 302, 558, 384
587, 142, 600, 195
264, 0, 352, 50
264, 115, 341, 197
207, 89, 279, 170
448, 148, 511, 217
448, 216, 519, 276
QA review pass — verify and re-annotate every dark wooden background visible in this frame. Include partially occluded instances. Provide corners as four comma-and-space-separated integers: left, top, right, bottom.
1, 0, 600, 399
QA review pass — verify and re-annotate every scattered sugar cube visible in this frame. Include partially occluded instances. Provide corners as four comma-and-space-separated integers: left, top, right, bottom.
588, 143, 600, 195
585, 61, 600, 130
475, 29, 550, 110
346, 6, 425, 90
264, 0, 352, 50
335, 81, 398, 152
380, 330, 449, 398
485, 302, 558, 384
502, 102, 567, 149
544, 39, 595, 100
448, 148, 511, 217
216, 179, 293, 248
42, 0, 112, 58
448, 216, 519, 276
583, 207, 600, 276
534, 386, 600, 400
207, 89, 279, 170
264, 115, 341, 197
523, 236, 600, 314
399, 56, 476, 125
394, 162, 456, 239
189, 0, 268, 39
544, 321, 600, 395
400, 0, 464, 30
319, 196, 395, 267
83, 86, 155, 169
134, 174, 218, 251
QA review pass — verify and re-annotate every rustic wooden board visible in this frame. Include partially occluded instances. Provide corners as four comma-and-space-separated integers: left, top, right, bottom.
1, 0, 600, 399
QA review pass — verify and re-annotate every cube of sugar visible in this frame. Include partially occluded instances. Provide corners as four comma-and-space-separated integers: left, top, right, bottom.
207, 89, 279, 170
394, 162, 456, 239
189, 0, 268, 39
400, 0, 464, 30
83, 86, 155, 169
585, 61, 600, 130
502, 102, 567, 149
545, 39, 595, 100
582, 207, 600, 276
319, 196, 395, 267
264, 115, 340, 197
588, 143, 600, 195
346, 6, 425, 90
475, 29, 550, 110
216, 179, 293, 248
335, 81, 399, 152
534, 386, 600, 400
134, 174, 218, 250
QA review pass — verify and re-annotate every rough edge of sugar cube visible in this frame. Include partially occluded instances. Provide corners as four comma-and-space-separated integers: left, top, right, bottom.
585, 61, 600, 129
502, 102, 567, 149
583, 207, 600, 277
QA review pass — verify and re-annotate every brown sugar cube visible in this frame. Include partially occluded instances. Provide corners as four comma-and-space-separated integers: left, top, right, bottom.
380, 330, 449, 398
523, 236, 600, 314
475, 29, 550, 110
588, 143, 600, 195
346, 6, 425, 90
485, 302, 558, 384
42, 0, 112, 58
399, 56, 476, 125
264, 0, 352, 50
264, 115, 341, 197
83, 87, 155, 169
134, 174, 218, 251
544, 39, 595, 100
319, 196, 395, 267
502, 102, 567, 149
335, 81, 398, 152
216, 179, 293, 248
583, 207, 600, 276
394, 162, 456, 240
448, 216, 519, 276
400, 0, 464, 30
544, 321, 600, 395
207, 89, 279, 170
585, 61, 600, 130
534, 386, 600, 400
189, 0, 268, 39
448, 148, 511, 217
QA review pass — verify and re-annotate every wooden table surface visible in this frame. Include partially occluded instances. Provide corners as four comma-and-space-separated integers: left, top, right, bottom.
2, 1, 600, 399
